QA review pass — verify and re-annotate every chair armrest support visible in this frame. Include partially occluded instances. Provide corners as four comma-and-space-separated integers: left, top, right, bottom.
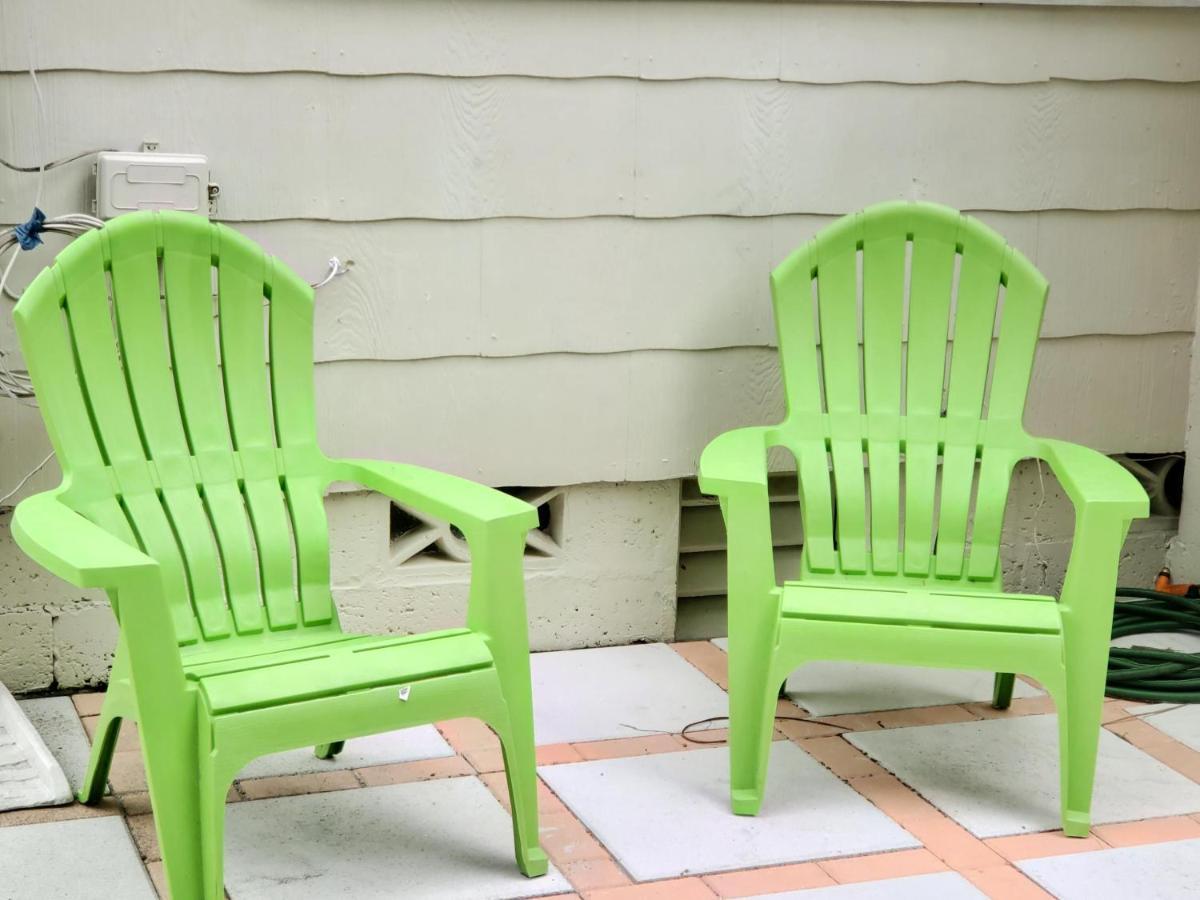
1033, 439, 1148, 624
698, 427, 772, 498
698, 427, 778, 598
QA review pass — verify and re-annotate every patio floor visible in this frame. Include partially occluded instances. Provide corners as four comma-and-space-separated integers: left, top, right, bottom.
7, 640, 1200, 899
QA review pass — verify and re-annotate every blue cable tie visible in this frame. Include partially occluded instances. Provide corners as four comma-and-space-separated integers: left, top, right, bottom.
14, 207, 46, 251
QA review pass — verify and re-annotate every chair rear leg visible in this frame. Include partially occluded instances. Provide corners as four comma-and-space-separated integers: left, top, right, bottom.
80, 651, 134, 804
728, 649, 779, 816
314, 740, 345, 760
491, 713, 548, 878
487, 654, 548, 878
77, 712, 122, 804
992, 673, 1016, 710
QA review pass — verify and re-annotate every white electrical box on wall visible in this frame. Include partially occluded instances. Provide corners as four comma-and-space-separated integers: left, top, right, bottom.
94, 151, 210, 219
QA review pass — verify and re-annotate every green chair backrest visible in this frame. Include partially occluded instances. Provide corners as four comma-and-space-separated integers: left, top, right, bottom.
770, 201, 1048, 586
14, 211, 336, 647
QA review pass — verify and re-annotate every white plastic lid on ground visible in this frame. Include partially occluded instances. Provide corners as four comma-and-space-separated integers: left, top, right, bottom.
0, 682, 72, 810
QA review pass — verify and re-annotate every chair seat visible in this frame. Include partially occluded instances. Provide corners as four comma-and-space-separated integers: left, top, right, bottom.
781, 581, 1062, 635
187, 628, 494, 715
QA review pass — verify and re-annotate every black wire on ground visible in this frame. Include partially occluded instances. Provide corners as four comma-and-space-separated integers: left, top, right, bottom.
1107, 587, 1200, 703
679, 714, 850, 744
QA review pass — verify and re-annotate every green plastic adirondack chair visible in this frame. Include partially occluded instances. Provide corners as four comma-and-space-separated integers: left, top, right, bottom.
699, 201, 1148, 837
10, 211, 547, 898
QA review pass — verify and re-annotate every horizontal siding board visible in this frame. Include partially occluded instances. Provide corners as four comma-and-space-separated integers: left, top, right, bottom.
207, 212, 1200, 364
0, 73, 638, 222
777, 5, 1200, 84
4, 3, 1200, 83
1, 336, 1185, 498
633, 79, 1200, 217
17, 209, 1198, 364
3, 75, 1200, 222
315, 337, 1189, 484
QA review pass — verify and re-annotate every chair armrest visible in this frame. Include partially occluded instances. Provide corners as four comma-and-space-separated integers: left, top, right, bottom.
11, 491, 157, 589
12, 492, 186, 695
698, 427, 772, 497
332, 459, 538, 536
1034, 439, 1149, 521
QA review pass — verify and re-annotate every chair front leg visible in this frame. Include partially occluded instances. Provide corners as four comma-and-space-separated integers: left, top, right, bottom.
139, 686, 207, 898
1055, 508, 1131, 837
468, 522, 547, 877
722, 489, 782, 816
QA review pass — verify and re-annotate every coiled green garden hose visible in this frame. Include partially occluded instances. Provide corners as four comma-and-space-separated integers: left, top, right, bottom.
1107, 587, 1200, 703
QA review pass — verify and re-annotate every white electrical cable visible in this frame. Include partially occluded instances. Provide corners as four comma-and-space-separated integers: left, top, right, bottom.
0, 212, 106, 302
0, 148, 114, 175
28, 66, 47, 212
1, 60, 348, 502
0, 451, 54, 507
0, 63, 106, 405
1, 64, 75, 503
309, 257, 347, 289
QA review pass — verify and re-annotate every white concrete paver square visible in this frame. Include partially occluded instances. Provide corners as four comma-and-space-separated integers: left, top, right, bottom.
538, 742, 919, 881
1135, 704, 1200, 752
19, 696, 92, 791
236, 725, 454, 780
711, 639, 1039, 715
0, 816, 156, 899
747, 871, 986, 899
224, 776, 570, 899
531, 643, 730, 744
1018, 837, 1200, 899
848, 714, 1200, 837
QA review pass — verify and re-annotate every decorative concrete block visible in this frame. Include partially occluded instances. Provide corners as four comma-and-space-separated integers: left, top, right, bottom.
332, 481, 680, 652
326, 489, 391, 589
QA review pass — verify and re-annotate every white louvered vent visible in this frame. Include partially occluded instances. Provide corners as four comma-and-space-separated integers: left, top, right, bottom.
675, 474, 803, 641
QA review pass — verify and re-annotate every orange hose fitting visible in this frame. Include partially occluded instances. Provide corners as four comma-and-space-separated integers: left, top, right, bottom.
1156, 568, 1200, 598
